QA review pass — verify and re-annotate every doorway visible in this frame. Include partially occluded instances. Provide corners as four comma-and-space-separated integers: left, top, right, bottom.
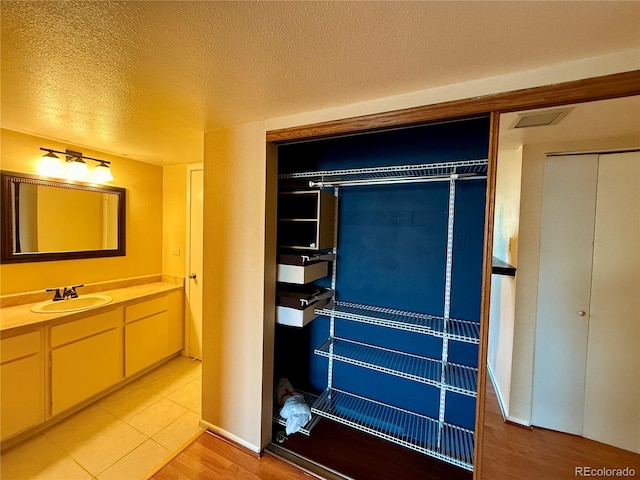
186, 165, 204, 359
532, 151, 639, 452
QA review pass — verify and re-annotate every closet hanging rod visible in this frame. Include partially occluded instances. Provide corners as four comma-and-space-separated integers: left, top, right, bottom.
309, 173, 486, 188
279, 159, 488, 180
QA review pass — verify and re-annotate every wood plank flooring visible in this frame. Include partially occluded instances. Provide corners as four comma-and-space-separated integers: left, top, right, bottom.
152, 431, 312, 480
273, 415, 471, 480
154, 381, 640, 480
481, 381, 640, 480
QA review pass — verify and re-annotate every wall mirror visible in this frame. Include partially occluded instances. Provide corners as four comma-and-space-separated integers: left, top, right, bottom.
1, 171, 126, 263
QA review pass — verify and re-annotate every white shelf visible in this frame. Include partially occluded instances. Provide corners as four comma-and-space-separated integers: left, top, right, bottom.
273, 391, 321, 436
279, 159, 488, 187
315, 337, 477, 396
315, 301, 480, 344
311, 388, 474, 471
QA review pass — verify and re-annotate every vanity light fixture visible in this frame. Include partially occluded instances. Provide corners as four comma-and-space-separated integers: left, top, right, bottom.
38, 148, 114, 183
39, 150, 65, 177
93, 161, 114, 183
66, 150, 89, 180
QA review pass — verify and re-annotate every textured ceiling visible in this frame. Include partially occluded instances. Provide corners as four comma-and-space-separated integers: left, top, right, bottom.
2, 1, 640, 165
499, 96, 640, 150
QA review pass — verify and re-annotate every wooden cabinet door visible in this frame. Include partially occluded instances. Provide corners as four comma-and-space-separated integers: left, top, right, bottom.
167, 290, 185, 355
1, 354, 43, 439
51, 328, 123, 415
125, 312, 169, 376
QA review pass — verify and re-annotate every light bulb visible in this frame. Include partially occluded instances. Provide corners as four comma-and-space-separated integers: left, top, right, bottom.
66, 158, 89, 180
92, 162, 114, 183
38, 151, 64, 177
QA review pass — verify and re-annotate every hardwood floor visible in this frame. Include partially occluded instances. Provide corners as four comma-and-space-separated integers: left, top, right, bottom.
481, 380, 640, 480
152, 431, 312, 480
152, 424, 470, 480
154, 382, 640, 480
273, 416, 471, 480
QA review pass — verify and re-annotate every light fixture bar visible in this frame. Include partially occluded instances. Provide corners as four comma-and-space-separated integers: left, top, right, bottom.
39, 147, 111, 166
39, 147, 114, 183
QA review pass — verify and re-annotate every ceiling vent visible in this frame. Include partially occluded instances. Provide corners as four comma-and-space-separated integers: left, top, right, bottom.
511, 107, 573, 129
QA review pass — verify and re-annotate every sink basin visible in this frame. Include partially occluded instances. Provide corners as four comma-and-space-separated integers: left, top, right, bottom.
30, 294, 113, 314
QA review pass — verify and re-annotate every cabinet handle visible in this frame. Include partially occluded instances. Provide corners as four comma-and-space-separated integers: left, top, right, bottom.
578, 310, 586, 316
189, 273, 197, 279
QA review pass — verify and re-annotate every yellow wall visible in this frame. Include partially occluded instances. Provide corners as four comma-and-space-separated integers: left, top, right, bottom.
487, 146, 522, 419
0, 129, 163, 295
162, 164, 188, 278
201, 121, 269, 452
200, 57, 640, 451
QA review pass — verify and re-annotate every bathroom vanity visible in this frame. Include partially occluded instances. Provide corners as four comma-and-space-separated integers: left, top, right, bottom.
0, 278, 184, 443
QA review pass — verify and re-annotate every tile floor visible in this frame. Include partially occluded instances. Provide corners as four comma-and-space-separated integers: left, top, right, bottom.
1, 355, 204, 480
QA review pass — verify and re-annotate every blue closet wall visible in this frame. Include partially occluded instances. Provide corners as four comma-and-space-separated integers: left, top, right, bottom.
275, 117, 489, 431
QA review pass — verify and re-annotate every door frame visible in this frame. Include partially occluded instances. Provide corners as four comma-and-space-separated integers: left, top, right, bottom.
264, 70, 640, 478
185, 163, 204, 358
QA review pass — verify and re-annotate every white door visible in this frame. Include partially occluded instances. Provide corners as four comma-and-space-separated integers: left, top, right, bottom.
532, 152, 640, 453
583, 152, 640, 453
532, 154, 598, 434
186, 167, 204, 359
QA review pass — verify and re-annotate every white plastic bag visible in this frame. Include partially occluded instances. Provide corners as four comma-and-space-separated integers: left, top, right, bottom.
276, 378, 311, 435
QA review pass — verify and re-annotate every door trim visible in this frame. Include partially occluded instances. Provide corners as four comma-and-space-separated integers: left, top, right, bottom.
266, 70, 640, 143
185, 163, 204, 358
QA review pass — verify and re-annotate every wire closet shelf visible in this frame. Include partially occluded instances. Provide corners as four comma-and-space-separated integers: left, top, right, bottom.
311, 388, 475, 470
278, 158, 488, 188
315, 301, 480, 344
314, 337, 478, 397
274, 391, 321, 436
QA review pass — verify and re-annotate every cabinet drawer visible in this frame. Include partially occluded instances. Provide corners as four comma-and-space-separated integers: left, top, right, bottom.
1, 330, 41, 364
276, 299, 329, 327
125, 296, 168, 323
277, 262, 328, 284
50, 309, 122, 348
276, 287, 332, 327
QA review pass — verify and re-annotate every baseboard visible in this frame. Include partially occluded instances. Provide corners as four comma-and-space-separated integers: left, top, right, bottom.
486, 363, 532, 428
486, 362, 508, 421
199, 420, 261, 455
505, 416, 532, 428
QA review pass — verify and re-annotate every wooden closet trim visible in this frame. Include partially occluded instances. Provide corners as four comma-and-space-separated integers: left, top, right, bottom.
266, 70, 640, 143
473, 111, 500, 480
264, 70, 639, 478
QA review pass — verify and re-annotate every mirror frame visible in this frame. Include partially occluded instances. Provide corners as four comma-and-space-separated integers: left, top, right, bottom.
0, 171, 126, 264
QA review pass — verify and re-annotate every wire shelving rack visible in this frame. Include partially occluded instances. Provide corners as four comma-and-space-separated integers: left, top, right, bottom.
311, 388, 475, 470
276, 158, 487, 471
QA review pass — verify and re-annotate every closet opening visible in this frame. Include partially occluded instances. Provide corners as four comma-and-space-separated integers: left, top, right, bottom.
268, 117, 490, 480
